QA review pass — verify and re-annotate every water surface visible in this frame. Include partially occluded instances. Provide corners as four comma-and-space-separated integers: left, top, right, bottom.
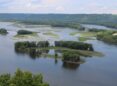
0, 22, 117, 86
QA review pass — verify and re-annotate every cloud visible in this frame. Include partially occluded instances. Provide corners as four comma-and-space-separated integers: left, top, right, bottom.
56, 6, 65, 12
0, 0, 117, 14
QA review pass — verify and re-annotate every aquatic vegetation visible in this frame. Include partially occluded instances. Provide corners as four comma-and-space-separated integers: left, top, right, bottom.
14, 30, 38, 39
43, 32, 59, 38
79, 37, 94, 42
79, 32, 97, 37
70, 32, 79, 36
70, 31, 96, 37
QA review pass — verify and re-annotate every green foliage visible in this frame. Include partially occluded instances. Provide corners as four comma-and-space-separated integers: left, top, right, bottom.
17, 30, 33, 35
55, 41, 94, 51
79, 37, 93, 42
0, 14, 117, 29
0, 28, 8, 34
97, 30, 117, 45
0, 69, 49, 86
62, 51, 80, 62
15, 41, 50, 59
88, 29, 106, 32
15, 41, 49, 49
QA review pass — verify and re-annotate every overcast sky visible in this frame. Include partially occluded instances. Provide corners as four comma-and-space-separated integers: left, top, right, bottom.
0, 0, 117, 14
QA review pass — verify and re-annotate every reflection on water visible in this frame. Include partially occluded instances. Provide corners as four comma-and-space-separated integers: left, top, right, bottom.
14, 45, 82, 70
82, 24, 117, 30
62, 62, 80, 70
15, 48, 49, 59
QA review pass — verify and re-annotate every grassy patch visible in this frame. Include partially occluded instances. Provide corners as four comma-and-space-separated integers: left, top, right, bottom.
70, 32, 79, 36
97, 30, 117, 45
79, 32, 97, 37
14, 32, 38, 38
70, 31, 97, 37
79, 37, 94, 42
36, 47, 104, 57
43, 32, 59, 38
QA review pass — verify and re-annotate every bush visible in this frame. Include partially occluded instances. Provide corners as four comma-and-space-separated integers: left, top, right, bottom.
17, 30, 33, 35
97, 31, 117, 45
0, 28, 8, 34
62, 51, 80, 62
0, 69, 49, 86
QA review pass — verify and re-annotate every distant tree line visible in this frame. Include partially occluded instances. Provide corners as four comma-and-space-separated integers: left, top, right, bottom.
0, 14, 117, 29
55, 41, 94, 51
88, 28, 106, 32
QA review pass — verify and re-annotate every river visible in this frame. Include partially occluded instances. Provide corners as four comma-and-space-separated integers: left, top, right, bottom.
0, 22, 117, 86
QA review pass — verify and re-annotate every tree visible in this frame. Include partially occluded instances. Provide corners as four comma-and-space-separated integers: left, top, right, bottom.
0, 69, 49, 86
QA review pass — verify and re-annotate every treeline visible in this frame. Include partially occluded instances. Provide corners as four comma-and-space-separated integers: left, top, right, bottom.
0, 69, 49, 86
0, 14, 117, 29
15, 41, 50, 58
88, 28, 106, 32
15, 41, 49, 49
55, 41, 94, 51
20, 21, 84, 30
17, 30, 33, 35
0, 28, 8, 34
15, 41, 94, 51
50, 23, 85, 30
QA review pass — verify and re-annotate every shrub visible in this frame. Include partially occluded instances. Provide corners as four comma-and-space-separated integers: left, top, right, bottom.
62, 51, 80, 62
0, 69, 49, 86
0, 28, 8, 34
17, 30, 33, 35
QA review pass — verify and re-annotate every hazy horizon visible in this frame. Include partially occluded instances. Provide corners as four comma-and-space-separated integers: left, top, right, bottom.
0, 0, 117, 14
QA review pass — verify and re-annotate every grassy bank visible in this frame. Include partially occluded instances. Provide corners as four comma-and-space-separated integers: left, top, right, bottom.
36, 46, 103, 57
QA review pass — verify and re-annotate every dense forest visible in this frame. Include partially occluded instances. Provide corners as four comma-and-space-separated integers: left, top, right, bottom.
0, 14, 117, 28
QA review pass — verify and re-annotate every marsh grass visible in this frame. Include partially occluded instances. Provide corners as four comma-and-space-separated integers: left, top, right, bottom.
43, 32, 59, 38
36, 47, 103, 57
14, 32, 38, 38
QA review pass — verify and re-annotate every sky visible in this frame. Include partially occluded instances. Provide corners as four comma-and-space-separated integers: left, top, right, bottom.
0, 0, 117, 14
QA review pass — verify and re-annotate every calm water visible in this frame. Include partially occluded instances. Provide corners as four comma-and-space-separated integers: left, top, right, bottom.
0, 22, 117, 86
82, 24, 117, 30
